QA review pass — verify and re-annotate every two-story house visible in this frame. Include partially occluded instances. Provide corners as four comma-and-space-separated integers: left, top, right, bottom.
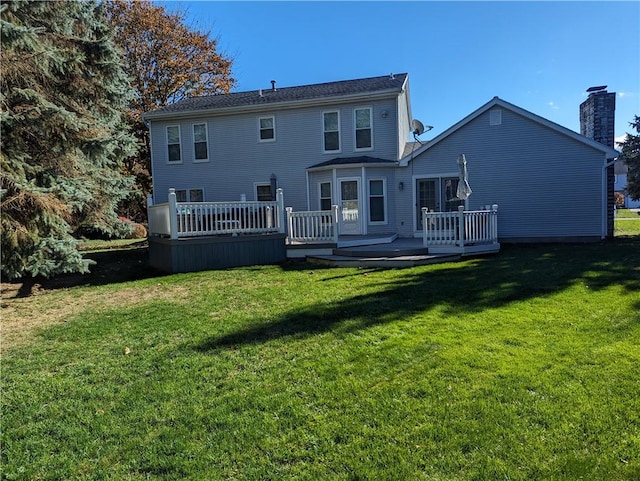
144, 73, 413, 238
144, 72, 619, 265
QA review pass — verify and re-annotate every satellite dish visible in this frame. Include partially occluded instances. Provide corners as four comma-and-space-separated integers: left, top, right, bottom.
412, 119, 425, 136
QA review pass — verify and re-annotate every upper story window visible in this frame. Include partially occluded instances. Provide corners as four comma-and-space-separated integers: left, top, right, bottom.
320, 181, 332, 210
323, 111, 340, 153
355, 107, 372, 150
166, 125, 181, 163
193, 123, 209, 162
259, 116, 275, 142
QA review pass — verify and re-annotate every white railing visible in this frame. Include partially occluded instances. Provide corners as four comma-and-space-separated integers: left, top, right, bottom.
286, 205, 339, 244
148, 188, 285, 239
422, 205, 498, 248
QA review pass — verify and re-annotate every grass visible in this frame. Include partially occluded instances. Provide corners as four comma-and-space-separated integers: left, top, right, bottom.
615, 208, 640, 219
77, 238, 146, 252
2, 239, 639, 480
615, 213, 640, 237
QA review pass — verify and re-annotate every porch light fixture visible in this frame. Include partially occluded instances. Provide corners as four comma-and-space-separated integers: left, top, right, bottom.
398, 181, 404, 191
381, 110, 389, 118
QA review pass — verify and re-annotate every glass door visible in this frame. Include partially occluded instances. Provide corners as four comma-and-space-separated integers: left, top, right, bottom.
416, 179, 437, 230
340, 179, 361, 235
416, 177, 464, 229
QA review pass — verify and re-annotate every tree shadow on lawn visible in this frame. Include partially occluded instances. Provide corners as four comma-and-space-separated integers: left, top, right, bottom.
196, 238, 640, 351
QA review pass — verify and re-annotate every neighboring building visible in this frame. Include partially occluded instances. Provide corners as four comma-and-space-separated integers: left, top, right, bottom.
143, 73, 619, 243
615, 160, 640, 209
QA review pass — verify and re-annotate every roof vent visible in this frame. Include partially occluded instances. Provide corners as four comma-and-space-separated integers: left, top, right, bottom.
390, 73, 395, 80
259, 89, 263, 97
271, 80, 277, 91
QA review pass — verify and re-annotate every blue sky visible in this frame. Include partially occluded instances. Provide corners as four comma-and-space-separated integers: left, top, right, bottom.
161, 1, 639, 142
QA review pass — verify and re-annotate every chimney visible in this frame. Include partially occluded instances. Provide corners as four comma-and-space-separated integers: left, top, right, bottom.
271, 80, 277, 91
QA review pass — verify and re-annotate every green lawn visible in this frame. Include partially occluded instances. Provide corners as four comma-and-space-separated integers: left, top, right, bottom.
616, 213, 640, 237
2, 239, 639, 480
615, 208, 640, 219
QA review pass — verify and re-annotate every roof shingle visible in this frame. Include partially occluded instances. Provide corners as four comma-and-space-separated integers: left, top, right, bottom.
144, 73, 408, 117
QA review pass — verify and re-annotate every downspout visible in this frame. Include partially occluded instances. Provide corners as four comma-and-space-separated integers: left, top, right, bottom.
602, 156, 618, 239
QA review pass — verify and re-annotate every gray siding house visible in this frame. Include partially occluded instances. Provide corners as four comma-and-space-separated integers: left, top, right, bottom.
144, 73, 619, 247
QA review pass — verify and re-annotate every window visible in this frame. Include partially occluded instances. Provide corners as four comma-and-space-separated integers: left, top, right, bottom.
255, 184, 272, 201
368, 179, 386, 223
323, 111, 340, 152
166, 125, 181, 162
355, 107, 372, 150
259, 116, 275, 142
175, 188, 204, 202
320, 182, 332, 211
193, 123, 208, 162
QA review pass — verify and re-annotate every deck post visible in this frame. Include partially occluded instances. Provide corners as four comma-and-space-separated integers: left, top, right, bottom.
276, 188, 285, 233
146, 194, 154, 234
168, 188, 178, 240
331, 204, 340, 243
421, 207, 428, 247
285, 207, 293, 243
491, 204, 499, 242
457, 205, 465, 248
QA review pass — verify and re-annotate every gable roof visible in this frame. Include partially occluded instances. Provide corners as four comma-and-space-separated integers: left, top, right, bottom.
143, 73, 408, 120
399, 96, 619, 166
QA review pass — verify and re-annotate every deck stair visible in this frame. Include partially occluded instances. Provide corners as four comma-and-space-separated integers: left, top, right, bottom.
305, 238, 460, 268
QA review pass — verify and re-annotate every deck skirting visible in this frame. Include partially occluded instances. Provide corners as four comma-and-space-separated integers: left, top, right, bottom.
149, 233, 286, 273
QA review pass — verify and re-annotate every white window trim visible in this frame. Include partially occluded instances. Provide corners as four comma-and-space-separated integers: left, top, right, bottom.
166, 125, 182, 164
258, 115, 276, 143
368, 178, 387, 225
192, 122, 209, 163
322, 110, 341, 154
319, 180, 333, 211
354, 107, 373, 152
254, 182, 272, 201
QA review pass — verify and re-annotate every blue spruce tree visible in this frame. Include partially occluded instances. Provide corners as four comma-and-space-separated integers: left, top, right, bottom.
1, 0, 138, 279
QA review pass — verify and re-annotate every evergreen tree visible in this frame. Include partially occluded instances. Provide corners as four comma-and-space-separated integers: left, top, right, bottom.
1, 0, 137, 279
620, 116, 640, 201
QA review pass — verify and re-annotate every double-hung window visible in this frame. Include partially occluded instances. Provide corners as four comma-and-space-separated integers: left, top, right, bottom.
323, 111, 340, 152
355, 107, 372, 150
193, 123, 209, 162
259, 116, 275, 142
167, 125, 181, 163
320, 182, 332, 211
175, 188, 204, 202
368, 179, 386, 223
